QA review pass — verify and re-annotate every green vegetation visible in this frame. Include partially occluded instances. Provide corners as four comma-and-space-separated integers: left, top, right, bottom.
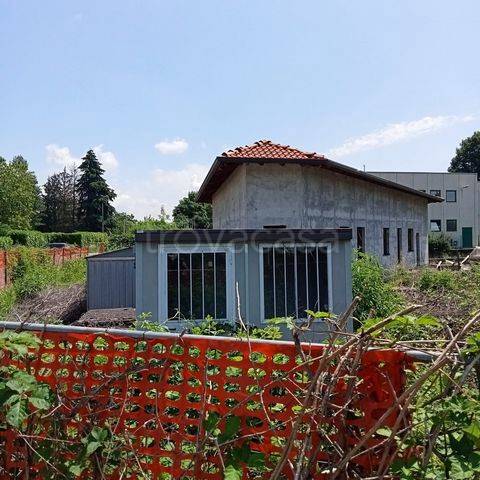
352, 252, 403, 322
173, 191, 212, 229
428, 232, 452, 257
0, 248, 86, 319
0, 155, 42, 229
449, 130, 480, 173
0, 236, 13, 250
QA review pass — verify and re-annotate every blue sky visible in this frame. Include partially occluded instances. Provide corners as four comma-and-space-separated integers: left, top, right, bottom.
1, 0, 479, 218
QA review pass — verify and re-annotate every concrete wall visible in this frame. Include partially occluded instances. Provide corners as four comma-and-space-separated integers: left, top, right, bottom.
212, 165, 247, 229
135, 237, 352, 333
213, 164, 429, 266
371, 172, 480, 249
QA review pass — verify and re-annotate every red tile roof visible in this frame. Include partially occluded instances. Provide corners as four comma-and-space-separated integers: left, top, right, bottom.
222, 140, 323, 160
196, 139, 444, 204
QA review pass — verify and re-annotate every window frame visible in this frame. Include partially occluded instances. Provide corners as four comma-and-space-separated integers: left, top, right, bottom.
445, 190, 457, 202
383, 228, 390, 256
430, 219, 442, 232
158, 244, 235, 324
407, 228, 414, 252
446, 219, 457, 232
258, 243, 333, 323
430, 189, 442, 197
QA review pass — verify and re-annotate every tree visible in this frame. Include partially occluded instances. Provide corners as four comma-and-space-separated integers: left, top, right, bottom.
172, 191, 212, 229
42, 167, 78, 232
0, 155, 42, 229
448, 131, 480, 173
77, 150, 116, 232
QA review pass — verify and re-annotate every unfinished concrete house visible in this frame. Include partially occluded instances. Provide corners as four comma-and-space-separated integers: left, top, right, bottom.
196, 140, 442, 267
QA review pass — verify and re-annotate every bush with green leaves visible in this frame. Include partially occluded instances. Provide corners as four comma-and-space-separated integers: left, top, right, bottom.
418, 267, 456, 292
429, 232, 452, 257
46, 231, 108, 248
352, 252, 403, 322
8, 229, 47, 247
0, 235, 13, 250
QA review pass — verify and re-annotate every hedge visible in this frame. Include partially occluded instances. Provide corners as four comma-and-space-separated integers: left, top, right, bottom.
0, 236, 13, 250
45, 231, 108, 248
8, 230, 47, 248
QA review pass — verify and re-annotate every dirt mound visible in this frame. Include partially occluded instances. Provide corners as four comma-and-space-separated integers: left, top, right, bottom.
74, 308, 136, 328
8, 284, 86, 324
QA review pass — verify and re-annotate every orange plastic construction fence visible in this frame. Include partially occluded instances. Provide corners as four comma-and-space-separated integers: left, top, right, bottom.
0, 327, 412, 479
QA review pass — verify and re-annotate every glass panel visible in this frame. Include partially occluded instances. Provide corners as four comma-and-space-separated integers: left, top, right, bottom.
306, 247, 318, 311
274, 247, 286, 317
285, 247, 296, 318
318, 246, 329, 311
263, 248, 274, 320
179, 254, 191, 319
215, 253, 227, 319
167, 253, 178, 319
191, 253, 203, 319
203, 253, 215, 318
296, 246, 307, 317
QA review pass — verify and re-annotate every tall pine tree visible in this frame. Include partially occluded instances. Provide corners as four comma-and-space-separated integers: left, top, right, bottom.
77, 150, 116, 231
42, 167, 78, 232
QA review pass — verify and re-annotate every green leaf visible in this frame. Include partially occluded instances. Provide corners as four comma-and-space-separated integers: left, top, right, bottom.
6, 397, 28, 429
68, 463, 85, 476
86, 441, 102, 456
29, 396, 50, 410
219, 416, 241, 443
464, 421, 480, 441
203, 411, 220, 433
376, 426, 393, 437
224, 464, 242, 480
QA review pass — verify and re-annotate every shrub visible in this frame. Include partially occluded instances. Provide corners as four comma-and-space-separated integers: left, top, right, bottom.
0, 287, 16, 319
0, 236, 13, 250
108, 233, 134, 250
9, 230, 47, 247
418, 268, 456, 292
429, 233, 451, 257
352, 252, 403, 322
45, 231, 108, 248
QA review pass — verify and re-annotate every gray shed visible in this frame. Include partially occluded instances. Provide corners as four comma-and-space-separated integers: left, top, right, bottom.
87, 248, 135, 309
135, 228, 352, 332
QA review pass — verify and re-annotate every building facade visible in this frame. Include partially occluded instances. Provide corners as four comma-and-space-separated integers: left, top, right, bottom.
197, 141, 441, 267
135, 229, 353, 330
370, 172, 479, 249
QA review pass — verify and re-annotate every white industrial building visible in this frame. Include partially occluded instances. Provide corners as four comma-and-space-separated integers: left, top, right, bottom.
370, 172, 479, 249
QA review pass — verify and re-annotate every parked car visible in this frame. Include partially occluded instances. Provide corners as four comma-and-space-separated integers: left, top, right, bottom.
47, 242, 70, 249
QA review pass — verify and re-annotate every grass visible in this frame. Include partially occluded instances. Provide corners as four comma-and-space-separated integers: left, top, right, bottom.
0, 252, 86, 320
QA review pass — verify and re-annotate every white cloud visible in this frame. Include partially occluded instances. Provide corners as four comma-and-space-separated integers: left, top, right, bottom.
154, 138, 189, 155
45, 144, 118, 172
45, 144, 79, 168
327, 114, 476, 158
113, 163, 209, 219
93, 144, 119, 171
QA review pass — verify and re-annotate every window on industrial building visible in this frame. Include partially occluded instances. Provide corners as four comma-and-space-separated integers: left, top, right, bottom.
167, 251, 228, 320
430, 189, 442, 197
446, 219, 457, 232
430, 219, 442, 232
446, 190, 457, 202
356, 227, 365, 253
419, 189, 426, 193
261, 244, 330, 320
408, 228, 414, 252
383, 228, 390, 256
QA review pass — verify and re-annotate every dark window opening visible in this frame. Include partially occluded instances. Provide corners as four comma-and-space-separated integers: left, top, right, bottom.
167, 252, 227, 320
397, 228, 402, 263
446, 219, 457, 232
445, 190, 457, 202
430, 220, 441, 232
383, 228, 390, 256
356, 227, 365, 253
408, 228, 414, 252
263, 224, 287, 229
262, 245, 329, 320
